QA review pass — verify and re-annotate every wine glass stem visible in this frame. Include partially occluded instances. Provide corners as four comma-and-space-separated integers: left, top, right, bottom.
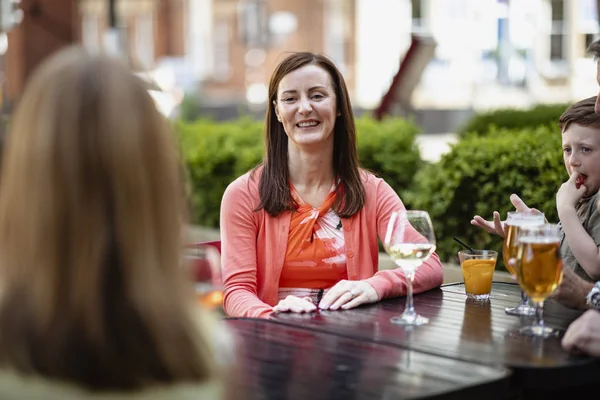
404, 271, 416, 316
520, 290, 529, 306
535, 301, 544, 328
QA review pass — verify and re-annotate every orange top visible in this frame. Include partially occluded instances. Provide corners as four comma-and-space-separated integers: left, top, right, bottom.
279, 183, 347, 288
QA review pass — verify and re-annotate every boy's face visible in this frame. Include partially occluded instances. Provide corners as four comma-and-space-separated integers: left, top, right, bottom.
596, 61, 600, 113
562, 123, 600, 197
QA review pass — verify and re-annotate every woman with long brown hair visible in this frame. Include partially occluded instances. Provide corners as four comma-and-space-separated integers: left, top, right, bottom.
0, 46, 227, 398
220, 52, 443, 318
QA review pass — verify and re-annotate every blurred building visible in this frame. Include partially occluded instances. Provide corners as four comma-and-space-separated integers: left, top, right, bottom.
79, 0, 188, 115
199, 0, 355, 109
373, 0, 600, 131
3, 0, 79, 111
0, 0, 599, 128
403, 0, 600, 112
1, 0, 187, 114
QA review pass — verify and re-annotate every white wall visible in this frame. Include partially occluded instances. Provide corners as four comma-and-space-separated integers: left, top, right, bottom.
354, 0, 411, 108
187, 0, 214, 82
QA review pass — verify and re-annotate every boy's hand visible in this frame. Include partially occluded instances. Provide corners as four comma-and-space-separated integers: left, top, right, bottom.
470, 194, 537, 238
556, 172, 586, 213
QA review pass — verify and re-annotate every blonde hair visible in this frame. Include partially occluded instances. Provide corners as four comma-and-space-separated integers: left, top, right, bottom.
0, 46, 218, 390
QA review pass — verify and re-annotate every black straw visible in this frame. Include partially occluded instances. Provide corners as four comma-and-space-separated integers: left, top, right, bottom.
453, 237, 475, 253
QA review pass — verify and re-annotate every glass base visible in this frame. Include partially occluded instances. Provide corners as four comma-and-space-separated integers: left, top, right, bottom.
391, 313, 429, 326
519, 325, 562, 338
467, 293, 490, 301
505, 303, 536, 316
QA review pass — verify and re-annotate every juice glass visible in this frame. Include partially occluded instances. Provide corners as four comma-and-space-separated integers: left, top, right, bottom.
458, 250, 498, 301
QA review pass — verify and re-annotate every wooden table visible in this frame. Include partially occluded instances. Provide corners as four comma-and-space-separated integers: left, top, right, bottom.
271, 282, 600, 398
225, 318, 512, 400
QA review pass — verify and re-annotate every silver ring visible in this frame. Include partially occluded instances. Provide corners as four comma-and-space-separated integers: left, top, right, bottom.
347, 290, 356, 299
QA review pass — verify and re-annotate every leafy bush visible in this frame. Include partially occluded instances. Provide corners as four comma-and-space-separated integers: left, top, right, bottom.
177, 116, 422, 228
177, 117, 264, 227
178, 93, 202, 122
404, 125, 565, 270
357, 116, 423, 193
458, 103, 568, 137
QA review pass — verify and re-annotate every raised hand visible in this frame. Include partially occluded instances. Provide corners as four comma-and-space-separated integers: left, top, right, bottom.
470, 194, 540, 238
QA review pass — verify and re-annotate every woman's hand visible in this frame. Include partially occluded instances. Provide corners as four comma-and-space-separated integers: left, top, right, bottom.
318, 280, 379, 311
272, 295, 317, 314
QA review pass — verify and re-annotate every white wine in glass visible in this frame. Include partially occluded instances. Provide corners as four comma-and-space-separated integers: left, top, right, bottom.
384, 210, 436, 326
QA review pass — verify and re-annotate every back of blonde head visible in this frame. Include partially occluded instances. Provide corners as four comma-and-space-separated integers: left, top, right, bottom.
0, 47, 218, 390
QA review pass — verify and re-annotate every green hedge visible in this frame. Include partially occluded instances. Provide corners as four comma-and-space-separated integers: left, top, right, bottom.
404, 125, 565, 269
178, 117, 264, 227
356, 116, 423, 192
178, 116, 423, 228
458, 103, 568, 137
179, 112, 568, 272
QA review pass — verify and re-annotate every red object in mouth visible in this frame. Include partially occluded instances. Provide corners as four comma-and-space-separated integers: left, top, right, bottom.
576, 175, 588, 189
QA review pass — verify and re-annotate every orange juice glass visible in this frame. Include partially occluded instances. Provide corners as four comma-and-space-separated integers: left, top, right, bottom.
458, 250, 498, 301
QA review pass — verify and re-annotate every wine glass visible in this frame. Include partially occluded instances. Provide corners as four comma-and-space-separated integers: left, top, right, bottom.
515, 223, 563, 337
503, 210, 545, 316
384, 210, 436, 326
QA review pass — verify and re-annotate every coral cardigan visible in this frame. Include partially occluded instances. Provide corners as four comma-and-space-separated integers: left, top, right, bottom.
220, 169, 443, 318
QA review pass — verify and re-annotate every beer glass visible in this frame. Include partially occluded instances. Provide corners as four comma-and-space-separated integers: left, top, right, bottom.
384, 210, 436, 326
503, 210, 545, 316
516, 224, 563, 337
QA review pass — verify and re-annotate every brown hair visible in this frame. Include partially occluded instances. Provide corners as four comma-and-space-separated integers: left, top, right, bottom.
254, 52, 365, 217
559, 96, 600, 132
0, 47, 219, 390
588, 38, 600, 59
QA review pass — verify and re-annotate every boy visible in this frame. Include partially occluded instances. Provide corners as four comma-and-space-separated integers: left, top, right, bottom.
472, 96, 600, 283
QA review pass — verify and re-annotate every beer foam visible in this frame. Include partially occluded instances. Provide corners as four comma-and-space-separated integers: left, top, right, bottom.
505, 218, 544, 227
518, 236, 560, 244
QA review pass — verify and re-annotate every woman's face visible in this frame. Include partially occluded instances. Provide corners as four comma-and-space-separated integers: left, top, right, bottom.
274, 64, 338, 149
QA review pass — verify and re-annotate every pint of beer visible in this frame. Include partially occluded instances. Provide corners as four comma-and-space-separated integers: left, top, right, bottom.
516, 224, 562, 304
502, 211, 545, 276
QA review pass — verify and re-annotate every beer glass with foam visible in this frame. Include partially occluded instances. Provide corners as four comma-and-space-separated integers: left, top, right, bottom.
503, 210, 545, 316
515, 223, 563, 337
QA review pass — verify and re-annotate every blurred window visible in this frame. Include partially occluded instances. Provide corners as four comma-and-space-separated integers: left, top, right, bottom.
411, 0, 424, 31
82, 13, 100, 54
213, 19, 231, 81
135, 13, 154, 68
549, 0, 565, 61
324, 0, 349, 73
585, 33, 598, 56
550, 34, 563, 60
550, 0, 564, 21
237, 0, 268, 48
